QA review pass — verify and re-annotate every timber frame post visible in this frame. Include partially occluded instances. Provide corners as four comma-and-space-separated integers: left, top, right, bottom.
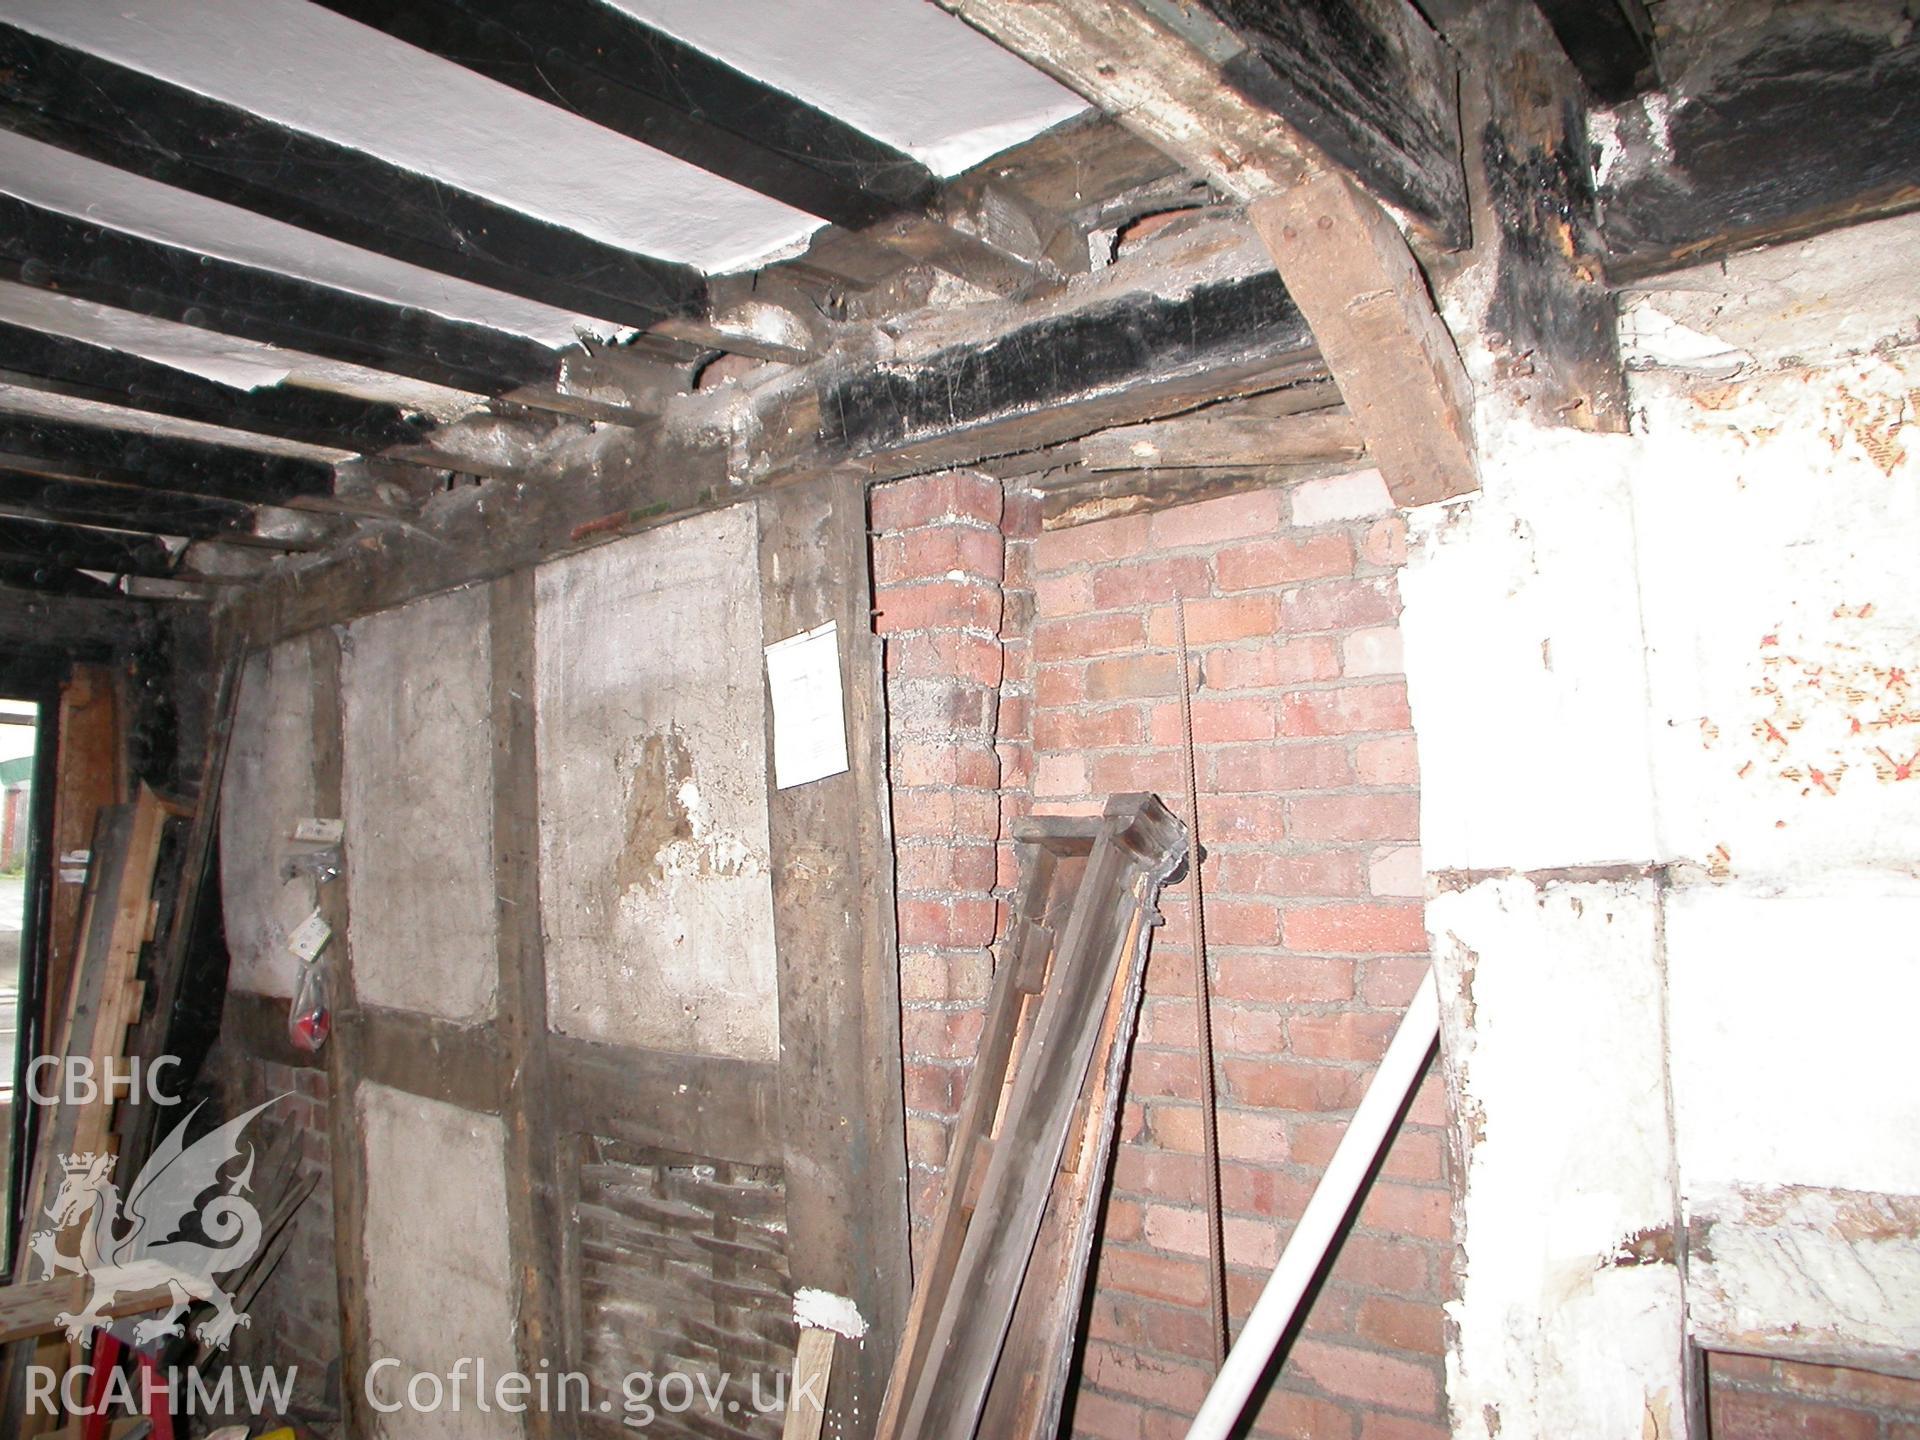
756, 471, 913, 1432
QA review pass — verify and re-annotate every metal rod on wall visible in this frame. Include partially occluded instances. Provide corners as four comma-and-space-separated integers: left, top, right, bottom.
1174, 596, 1228, 1366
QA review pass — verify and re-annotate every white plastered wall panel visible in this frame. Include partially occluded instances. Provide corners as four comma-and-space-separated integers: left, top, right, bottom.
1403, 209, 1920, 1435
1667, 883, 1920, 1370
221, 639, 317, 999
342, 585, 499, 1023
1398, 427, 1659, 873
534, 504, 780, 1060
1428, 876, 1687, 1440
358, 1082, 521, 1439
1667, 885, 1920, 1196
1629, 346, 1920, 881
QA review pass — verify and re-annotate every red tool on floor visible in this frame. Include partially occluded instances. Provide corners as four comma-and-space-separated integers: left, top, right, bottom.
80, 1329, 175, 1440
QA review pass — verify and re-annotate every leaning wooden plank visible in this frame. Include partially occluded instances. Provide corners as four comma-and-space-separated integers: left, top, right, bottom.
1249, 173, 1478, 508
890, 793, 1184, 1440
978, 884, 1145, 1437
0, 1278, 172, 1346
5, 786, 164, 1432
782, 1328, 836, 1440
69, 787, 169, 1165
873, 818, 1100, 1440
4, 804, 132, 1437
13, 806, 132, 1284
43, 668, 121, 1046
119, 641, 245, 1173
54, 789, 168, 1392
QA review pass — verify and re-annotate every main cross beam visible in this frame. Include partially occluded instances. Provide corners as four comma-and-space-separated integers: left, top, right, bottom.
935, 0, 1466, 246
233, 217, 1328, 643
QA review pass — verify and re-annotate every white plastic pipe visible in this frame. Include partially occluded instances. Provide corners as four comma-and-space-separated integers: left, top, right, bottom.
1186, 967, 1441, 1440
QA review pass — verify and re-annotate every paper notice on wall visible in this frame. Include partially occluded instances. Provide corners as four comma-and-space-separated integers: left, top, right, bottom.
765, 621, 849, 790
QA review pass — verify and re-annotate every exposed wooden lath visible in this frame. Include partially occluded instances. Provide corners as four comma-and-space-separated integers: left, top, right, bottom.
0, 471, 325, 549
0, 413, 337, 506
0, 514, 180, 580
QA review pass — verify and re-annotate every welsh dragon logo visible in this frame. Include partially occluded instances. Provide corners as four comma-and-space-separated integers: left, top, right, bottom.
30, 1096, 283, 1348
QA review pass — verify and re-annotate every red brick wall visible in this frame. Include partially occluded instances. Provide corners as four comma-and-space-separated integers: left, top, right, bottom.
1026, 478, 1448, 1439
870, 470, 1011, 1261
1710, 1354, 1920, 1439
873, 469, 1452, 1437
212, 1046, 341, 1425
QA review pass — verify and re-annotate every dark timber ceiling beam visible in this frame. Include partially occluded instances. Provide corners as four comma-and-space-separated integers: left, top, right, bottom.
1530, 0, 1656, 103
1596, 11, 1920, 279
0, 513, 181, 580
936, 0, 1466, 247
0, 583, 161, 659
309, 0, 938, 230
0, 24, 705, 330
1459, 0, 1627, 433
0, 470, 313, 548
234, 216, 1330, 643
0, 323, 435, 453
0, 556, 127, 598
0, 415, 335, 507
0, 196, 560, 394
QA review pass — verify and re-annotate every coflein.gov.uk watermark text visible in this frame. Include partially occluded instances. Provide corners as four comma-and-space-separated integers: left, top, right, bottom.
38, 1361, 816, 1429
365, 1359, 821, 1427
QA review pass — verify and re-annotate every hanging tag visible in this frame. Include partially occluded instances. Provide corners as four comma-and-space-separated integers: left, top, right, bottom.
292, 817, 345, 845
286, 909, 333, 962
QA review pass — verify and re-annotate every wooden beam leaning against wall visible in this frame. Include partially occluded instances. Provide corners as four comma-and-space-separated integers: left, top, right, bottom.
934, 0, 1483, 507
44, 665, 124, 1045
